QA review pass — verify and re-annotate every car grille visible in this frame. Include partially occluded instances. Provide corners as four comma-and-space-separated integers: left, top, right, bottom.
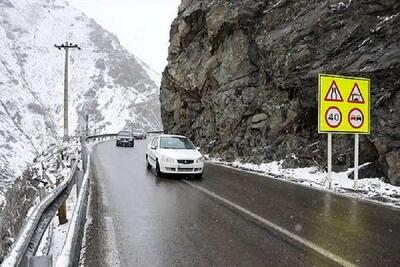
177, 160, 194, 164
178, 168, 193, 172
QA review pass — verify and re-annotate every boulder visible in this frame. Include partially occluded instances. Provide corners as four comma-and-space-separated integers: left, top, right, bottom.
252, 113, 267, 124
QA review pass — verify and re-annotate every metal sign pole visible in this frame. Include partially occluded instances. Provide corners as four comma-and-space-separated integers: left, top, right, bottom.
327, 133, 332, 189
354, 134, 359, 190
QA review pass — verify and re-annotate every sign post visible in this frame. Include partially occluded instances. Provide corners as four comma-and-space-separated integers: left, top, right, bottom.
327, 133, 332, 189
318, 74, 370, 190
354, 134, 359, 189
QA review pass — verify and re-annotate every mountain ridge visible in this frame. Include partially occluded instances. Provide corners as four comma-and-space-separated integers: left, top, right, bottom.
0, 0, 162, 192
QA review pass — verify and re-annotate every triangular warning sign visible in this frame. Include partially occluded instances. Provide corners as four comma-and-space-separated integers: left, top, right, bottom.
324, 80, 343, 102
347, 83, 365, 103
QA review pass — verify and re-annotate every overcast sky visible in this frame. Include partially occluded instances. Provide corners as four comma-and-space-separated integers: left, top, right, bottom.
67, 0, 181, 73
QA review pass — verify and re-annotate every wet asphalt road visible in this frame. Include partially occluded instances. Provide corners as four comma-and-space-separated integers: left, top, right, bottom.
82, 140, 400, 267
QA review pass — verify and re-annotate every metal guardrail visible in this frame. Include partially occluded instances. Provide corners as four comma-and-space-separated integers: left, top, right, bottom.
54, 157, 91, 267
2, 162, 79, 267
84, 133, 117, 142
55, 132, 163, 266
83, 130, 164, 141
3, 131, 163, 267
54, 134, 116, 267
146, 130, 164, 134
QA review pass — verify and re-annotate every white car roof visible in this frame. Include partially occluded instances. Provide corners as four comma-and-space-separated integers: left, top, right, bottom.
158, 134, 187, 138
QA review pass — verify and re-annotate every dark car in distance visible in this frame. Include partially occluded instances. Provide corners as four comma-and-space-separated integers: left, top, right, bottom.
133, 130, 147, 140
116, 130, 134, 147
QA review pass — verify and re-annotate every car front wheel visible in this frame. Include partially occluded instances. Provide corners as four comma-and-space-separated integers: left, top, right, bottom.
156, 161, 163, 177
146, 156, 152, 170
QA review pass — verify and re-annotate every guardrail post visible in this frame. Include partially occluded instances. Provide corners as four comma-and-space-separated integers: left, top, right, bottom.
56, 177, 68, 225
39, 187, 46, 200
76, 170, 84, 197
58, 155, 65, 169
70, 157, 76, 168
81, 136, 87, 174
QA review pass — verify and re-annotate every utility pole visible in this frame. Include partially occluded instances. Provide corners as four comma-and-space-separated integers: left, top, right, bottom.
54, 42, 81, 142
85, 114, 89, 136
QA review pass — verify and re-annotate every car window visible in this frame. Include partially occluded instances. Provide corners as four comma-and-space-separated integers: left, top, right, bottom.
151, 137, 158, 148
154, 137, 159, 148
160, 137, 195, 149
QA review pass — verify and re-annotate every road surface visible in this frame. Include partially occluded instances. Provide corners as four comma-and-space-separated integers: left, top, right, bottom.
81, 140, 400, 267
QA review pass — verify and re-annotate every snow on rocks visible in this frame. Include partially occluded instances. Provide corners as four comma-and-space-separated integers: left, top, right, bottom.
0, 140, 79, 262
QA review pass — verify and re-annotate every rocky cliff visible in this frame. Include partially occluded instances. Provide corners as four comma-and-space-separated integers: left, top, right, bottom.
160, 0, 400, 185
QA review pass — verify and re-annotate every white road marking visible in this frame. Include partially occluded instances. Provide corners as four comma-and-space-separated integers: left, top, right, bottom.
98, 175, 109, 209
183, 180, 357, 267
104, 216, 121, 267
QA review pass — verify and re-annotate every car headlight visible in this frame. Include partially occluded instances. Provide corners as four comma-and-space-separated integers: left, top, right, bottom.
161, 155, 176, 163
196, 156, 205, 163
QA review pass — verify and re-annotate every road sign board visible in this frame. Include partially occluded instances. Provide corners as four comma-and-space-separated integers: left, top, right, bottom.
318, 74, 370, 134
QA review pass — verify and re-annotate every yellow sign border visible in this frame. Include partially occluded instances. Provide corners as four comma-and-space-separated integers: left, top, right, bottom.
318, 74, 371, 134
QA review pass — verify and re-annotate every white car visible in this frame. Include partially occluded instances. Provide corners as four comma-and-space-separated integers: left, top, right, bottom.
146, 135, 204, 178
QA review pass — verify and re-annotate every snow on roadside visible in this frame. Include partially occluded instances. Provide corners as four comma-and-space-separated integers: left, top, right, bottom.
56, 142, 96, 267
36, 221, 52, 257
212, 159, 400, 208
50, 184, 78, 265
37, 141, 97, 264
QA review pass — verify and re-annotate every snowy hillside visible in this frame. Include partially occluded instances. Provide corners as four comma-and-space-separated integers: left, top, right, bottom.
0, 0, 162, 190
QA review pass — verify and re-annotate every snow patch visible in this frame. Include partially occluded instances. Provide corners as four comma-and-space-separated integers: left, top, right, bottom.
213, 159, 400, 208
50, 184, 78, 265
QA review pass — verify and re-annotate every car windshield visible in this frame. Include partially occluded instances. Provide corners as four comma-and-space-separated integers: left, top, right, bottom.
119, 131, 131, 136
160, 137, 195, 149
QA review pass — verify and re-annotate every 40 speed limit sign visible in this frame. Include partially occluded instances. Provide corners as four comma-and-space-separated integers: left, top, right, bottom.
318, 74, 370, 134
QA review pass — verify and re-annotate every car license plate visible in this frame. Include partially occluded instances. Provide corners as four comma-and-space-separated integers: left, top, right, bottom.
179, 164, 193, 168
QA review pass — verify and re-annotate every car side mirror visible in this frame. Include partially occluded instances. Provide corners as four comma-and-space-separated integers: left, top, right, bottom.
150, 145, 156, 150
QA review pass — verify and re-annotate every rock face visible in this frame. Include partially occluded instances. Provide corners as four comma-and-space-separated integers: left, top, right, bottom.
0, 171, 38, 261
160, 0, 400, 185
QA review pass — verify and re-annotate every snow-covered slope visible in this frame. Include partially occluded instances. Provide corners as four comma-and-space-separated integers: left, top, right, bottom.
0, 0, 162, 189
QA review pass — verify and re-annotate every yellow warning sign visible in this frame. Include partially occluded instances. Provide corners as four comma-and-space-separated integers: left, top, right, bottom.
318, 74, 370, 134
